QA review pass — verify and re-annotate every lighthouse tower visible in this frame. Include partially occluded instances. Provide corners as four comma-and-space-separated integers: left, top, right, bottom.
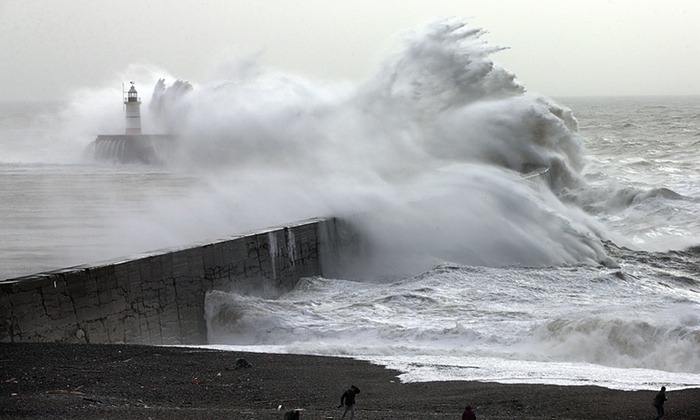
124, 81, 142, 135
92, 79, 176, 164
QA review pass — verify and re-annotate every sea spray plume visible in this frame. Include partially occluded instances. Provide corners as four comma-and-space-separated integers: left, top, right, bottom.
124, 18, 612, 276
358, 18, 524, 111
354, 18, 584, 193
330, 20, 608, 275
433, 95, 587, 194
149, 73, 357, 172
145, 19, 526, 175
61, 86, 130, 163
150, 78, 193, 134
338, 165, 612, 278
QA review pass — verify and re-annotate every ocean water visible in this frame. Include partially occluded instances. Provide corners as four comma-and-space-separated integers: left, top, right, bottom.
1, 19, 699, 391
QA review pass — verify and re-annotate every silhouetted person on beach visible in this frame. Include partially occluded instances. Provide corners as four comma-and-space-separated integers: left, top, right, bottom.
338, 385, 360, 419
462, 404, 476, 420
653, 386, 667, 419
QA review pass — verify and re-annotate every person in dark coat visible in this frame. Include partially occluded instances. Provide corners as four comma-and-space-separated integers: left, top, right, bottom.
653, 386, 667, 419
338, 385, 361, 420
462, 404, 476, 420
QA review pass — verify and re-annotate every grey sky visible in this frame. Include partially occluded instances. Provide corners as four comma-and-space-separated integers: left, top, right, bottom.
2, 1, 699, 101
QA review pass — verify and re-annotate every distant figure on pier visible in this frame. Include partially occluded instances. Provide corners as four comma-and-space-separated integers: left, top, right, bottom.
462, 404, 476, 420
653, 386, 667, 420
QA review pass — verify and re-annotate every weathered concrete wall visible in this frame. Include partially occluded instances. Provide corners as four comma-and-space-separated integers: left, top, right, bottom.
0, 218, 342, 345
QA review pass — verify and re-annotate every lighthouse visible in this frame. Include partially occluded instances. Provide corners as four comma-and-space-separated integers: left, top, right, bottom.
124, 81, 142, 135
91, 80, 177, 164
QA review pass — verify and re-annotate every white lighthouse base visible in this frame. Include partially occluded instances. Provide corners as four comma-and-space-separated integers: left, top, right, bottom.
89, 134, 178, 164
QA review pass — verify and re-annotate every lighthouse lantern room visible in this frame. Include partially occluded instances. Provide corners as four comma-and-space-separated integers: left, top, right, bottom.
124, 81, 142, 135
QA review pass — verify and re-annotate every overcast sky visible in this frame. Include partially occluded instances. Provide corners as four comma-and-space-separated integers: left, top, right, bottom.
2, 1, 699, 101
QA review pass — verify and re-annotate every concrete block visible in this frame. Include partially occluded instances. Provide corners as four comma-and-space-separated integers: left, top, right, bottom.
139, 258, 153, 284
113, 263, 131, 297
64, 270, 91, 297
127, 260, 144, 293
171, 249, 191, 279
91, 264, 118, 289
187, 248, 205, 278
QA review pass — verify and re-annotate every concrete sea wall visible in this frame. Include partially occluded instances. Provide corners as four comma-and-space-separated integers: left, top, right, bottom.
0, 217, 348, 345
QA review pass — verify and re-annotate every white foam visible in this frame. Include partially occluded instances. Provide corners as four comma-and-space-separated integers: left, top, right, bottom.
203, 265, 700, 390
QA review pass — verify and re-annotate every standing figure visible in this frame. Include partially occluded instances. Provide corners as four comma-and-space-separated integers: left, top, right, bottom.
338, 385, 361, 420
462, 404, 476, 420
653, 386, 667, 420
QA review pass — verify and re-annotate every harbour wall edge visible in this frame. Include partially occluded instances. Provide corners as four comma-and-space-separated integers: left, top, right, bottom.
0, 217, 350, 345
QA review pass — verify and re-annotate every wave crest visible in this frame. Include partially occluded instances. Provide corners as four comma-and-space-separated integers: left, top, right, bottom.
527, 315, 700, 373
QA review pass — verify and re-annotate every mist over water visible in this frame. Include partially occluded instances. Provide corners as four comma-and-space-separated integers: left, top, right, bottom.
2, 18, 700, 390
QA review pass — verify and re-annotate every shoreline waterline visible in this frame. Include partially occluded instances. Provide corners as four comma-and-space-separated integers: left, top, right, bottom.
197, 344, 700, 392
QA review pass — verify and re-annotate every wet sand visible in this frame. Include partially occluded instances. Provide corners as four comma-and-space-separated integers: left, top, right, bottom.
1, 343, 698, 419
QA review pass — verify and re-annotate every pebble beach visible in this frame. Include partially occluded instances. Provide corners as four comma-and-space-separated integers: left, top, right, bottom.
1, 343, 699, 419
